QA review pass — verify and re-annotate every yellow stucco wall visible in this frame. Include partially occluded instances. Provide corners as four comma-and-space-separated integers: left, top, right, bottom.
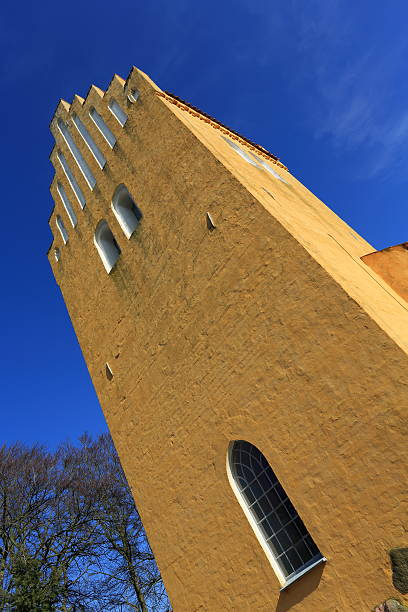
48, 68, 408, 611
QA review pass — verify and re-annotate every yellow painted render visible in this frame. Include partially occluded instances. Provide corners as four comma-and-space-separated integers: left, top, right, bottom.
48, 67, 408, 611
159, 95, 408, 354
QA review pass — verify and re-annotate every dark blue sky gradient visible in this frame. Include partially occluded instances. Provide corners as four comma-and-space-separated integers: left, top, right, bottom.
1, 0, 407, 448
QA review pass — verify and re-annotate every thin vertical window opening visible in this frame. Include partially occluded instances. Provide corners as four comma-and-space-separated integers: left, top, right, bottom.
56, 182, 77, 228
228, 440, 324, 586
108, 99, 128, 127
105, 363, 113, 381
57, 119, 96, 189
56, 215, 68, 245
57, 152, 86, 209
72, 113, 106, 169
89, 107, 116, 148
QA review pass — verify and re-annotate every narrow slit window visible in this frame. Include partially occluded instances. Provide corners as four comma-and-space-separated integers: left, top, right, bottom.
111, 184, 142, 239
57, 152, 86, 209
108, 99, 128, 127
105, 363, 113, 381
57, 119, 96, 189
228, 440, 324, 588
89, 107, 116, 148
54, 247, 61, 262
72, 113, 106, 169
56, 215, 68, 244
56, 182, 77, 228
94, 220, 121, 273
250, 152, 287, 183
222, 136, 261, 167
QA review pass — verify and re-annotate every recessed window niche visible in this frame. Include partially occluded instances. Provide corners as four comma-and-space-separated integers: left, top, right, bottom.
108, 99, 128, 127
127, 89, 140, 103
222, 136, 261, 167
111, 184, 142, 239
56, 215, 68, 244
57, 119, 96, 190
105, 363, 113, 381
72, 113, 106, 169
89, 107, 116, 148
251, 152, 287, 183
94, 220, 121, 273
57, 182, 77, 228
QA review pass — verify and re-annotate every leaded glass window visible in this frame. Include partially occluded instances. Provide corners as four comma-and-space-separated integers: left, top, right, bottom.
229, 440, 323, 583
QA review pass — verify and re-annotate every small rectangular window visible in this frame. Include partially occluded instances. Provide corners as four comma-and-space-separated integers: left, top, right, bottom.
108, 99, 128, 127
57, 152, 86, 209
89, 107, 116, 148
57, 119, 96, 190
72, 114, 106, 169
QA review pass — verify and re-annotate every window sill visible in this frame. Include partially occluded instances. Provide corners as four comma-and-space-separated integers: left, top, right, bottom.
279, 556, 327, 592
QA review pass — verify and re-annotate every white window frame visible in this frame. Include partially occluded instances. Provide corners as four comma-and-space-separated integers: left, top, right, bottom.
56, 215, 68, 245
57, 119, 96, 189
108, 99, 128, 127
94, 220, 121, 273
111, 184, 142, 239
89, 107, 116, 148
72, 113, 106, 169
227, 441, 325, 589
56, 182, 77, 228
57, 152, 86, 209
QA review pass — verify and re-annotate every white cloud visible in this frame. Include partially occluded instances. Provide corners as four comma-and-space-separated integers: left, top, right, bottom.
236, 0, 408, 179
290, 0, 408, 178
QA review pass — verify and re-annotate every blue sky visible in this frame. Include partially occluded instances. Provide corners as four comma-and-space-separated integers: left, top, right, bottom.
1, 0, 407, 448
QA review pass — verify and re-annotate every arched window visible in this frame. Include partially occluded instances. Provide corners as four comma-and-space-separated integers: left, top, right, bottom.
228, 440, 324, 587
94, 220, 121, 273
56, 215, 68, 244
111, 184, 142, 239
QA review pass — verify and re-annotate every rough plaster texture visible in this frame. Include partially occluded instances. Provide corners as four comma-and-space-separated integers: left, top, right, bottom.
48, 67, 408, 611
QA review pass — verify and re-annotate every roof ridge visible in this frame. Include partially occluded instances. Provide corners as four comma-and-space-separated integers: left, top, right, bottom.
158, 91, 287, 170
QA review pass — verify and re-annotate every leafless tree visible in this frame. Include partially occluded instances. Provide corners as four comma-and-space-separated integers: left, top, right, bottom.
0, 435, 171, 611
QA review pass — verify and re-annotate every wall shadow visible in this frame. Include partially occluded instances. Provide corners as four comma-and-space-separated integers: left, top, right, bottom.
275, 563, 325, 612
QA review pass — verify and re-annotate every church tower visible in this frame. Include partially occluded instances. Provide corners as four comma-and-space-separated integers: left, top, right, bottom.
48, 67, 408, 611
